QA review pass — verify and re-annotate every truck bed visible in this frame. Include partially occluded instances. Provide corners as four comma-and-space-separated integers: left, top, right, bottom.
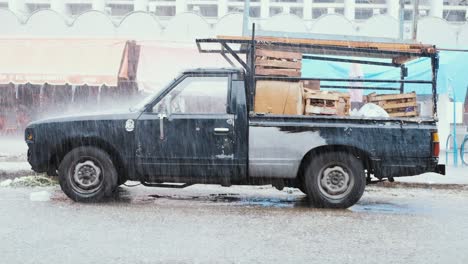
248, 114, 439, 180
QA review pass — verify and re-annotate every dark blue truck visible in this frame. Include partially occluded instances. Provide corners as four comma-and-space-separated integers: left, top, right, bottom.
25, 36, 445, 208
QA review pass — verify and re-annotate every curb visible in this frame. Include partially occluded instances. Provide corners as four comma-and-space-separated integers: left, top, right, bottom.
373, 181, 468, 191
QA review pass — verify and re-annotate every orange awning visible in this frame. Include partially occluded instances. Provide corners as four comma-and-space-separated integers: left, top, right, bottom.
0, 39, 130, 86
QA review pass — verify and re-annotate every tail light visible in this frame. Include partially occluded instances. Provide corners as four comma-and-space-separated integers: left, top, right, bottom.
432, 132, 440, 157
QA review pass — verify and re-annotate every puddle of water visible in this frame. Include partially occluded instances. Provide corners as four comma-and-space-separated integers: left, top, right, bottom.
351, 202, 414, 214
50, 186, 421, 215
147, 193, 312, 209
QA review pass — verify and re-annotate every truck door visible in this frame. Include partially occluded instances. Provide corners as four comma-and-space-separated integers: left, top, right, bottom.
135, 73, 239, 181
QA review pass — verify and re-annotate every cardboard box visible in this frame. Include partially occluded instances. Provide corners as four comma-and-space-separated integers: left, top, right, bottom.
254, 81, 304, 115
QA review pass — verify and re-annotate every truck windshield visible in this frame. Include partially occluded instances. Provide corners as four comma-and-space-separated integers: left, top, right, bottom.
129, 76, 181, 112
129, 94, 158, 112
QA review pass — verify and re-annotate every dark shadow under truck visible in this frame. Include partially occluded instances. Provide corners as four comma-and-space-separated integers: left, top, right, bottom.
25, 36, 445, 208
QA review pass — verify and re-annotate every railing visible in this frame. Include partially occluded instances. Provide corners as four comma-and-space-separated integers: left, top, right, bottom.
446, 133, 468, 166
461, 135, 468, 166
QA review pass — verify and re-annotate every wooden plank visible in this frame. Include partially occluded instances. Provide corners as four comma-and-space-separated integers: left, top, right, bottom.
388, 111, 417, 117
306, 90, 350, 98
255, 58, 302, 69
255, 68, 301, 77
256, 66, 299, 73
381, 101, 418, 110
305, 106, 337, 115
302, 80, 320, 90
217, 35, 435, 54
255, 49, 302, 60
368, 92, 416, 101
305, 93, 340, 101
392, 56, 417, 65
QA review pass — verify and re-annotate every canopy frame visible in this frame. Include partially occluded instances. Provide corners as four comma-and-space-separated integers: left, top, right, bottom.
196, 25, 439, 117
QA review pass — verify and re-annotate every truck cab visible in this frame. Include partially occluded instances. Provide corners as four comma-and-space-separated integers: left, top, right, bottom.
135, 69, 248, 185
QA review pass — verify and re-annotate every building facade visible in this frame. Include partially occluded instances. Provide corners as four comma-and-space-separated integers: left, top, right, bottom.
1, 0, 467, 22
0, 1, 467, 48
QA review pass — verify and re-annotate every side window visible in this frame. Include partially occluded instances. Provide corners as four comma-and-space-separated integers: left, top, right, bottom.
154, 76, 229, 114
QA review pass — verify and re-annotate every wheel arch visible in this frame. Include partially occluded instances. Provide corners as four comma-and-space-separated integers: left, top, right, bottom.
49, 136, 127, 180
296, 145, 372, 182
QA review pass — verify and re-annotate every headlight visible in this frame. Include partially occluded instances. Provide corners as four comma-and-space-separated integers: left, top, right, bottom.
25, 128, 34, 142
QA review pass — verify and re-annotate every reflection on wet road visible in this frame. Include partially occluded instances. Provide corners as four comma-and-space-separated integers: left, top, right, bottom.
105, 185, 426, 214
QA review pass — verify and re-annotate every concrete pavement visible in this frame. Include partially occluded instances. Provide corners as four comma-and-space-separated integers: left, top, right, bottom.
1, 184, 468, 264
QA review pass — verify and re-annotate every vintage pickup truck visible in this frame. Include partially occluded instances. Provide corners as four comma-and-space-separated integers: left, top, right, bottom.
25, 36, 445, 208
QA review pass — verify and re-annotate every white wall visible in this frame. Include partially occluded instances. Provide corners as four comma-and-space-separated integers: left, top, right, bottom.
309, 14, 356, 36
358, 15, 399, 38
438, 94, 465, 150
70, 10, 116, 38
262, 13, 308, 33
417, 17, 457, 49
118, 12, 163, 40
24, 10, 69, 37
0, 9, 22, 36
0, 10, 466, 49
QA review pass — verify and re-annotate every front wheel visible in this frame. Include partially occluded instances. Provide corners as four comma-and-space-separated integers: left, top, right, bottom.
58, 146, 118, 202
303, 152, 365, 209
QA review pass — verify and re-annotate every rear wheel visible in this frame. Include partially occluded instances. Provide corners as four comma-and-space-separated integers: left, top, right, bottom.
58, 146, 118, 202
297, 185, 307, 194
303, 151, 365, 209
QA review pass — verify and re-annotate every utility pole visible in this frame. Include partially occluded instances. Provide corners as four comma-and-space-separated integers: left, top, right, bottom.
412, 0, 420, 40
242, 0, 251, 36
399, 0, 405, 40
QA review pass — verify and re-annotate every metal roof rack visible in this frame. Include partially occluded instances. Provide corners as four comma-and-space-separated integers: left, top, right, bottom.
195, 24, 439, 116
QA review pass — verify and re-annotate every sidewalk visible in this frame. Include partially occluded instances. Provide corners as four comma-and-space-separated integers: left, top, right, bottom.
397, 166, 468, 185
0, 136, 32, 179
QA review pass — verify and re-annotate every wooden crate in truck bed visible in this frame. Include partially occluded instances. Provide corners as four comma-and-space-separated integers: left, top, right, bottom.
255, 49, 302, 77
304, 90, 350, 116
367, 92, 418, 117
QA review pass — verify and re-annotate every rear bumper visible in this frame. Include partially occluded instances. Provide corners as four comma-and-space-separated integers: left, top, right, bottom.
373, 157, 444, 178
434, 164, 446, 175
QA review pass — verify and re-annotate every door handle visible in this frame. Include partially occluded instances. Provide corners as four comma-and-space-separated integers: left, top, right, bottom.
214, 127, 229, 133
159, 113, 167, 140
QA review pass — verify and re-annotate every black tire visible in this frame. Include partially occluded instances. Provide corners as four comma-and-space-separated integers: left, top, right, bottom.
303, 151, 365, 209
297, 185, 307, 194
58, 146, 118, 203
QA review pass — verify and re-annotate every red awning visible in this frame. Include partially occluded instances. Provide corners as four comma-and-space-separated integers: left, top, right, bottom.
0, 39, 131, 86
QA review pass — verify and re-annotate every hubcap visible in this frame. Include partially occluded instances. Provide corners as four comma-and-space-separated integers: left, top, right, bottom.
318, 165, 353, 199
73, 160, 102, 191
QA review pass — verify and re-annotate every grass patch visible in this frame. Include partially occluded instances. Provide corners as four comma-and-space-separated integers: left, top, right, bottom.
1, 175, 58, 187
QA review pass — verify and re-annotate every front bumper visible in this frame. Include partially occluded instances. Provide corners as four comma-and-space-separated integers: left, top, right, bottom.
27, 144, 50, 173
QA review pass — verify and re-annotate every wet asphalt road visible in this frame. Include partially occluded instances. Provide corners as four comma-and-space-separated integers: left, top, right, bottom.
1, 184, 468, 264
